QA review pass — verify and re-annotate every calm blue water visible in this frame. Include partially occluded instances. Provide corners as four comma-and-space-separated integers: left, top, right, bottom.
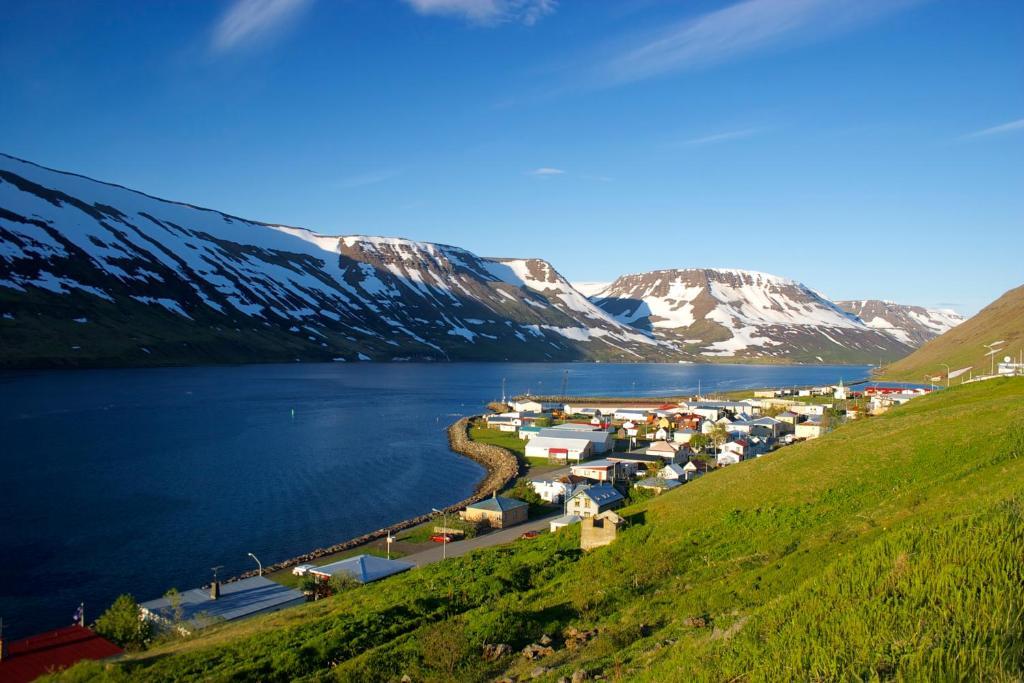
0, 362, 868, 637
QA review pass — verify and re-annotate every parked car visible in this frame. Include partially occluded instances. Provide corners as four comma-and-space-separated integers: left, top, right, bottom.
292, 564, 315, 576
430, 534, 454, 543
519, 530, 540, 540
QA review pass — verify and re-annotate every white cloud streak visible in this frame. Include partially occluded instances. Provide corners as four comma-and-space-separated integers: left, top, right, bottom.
211, 0, 313, 53
680, 128, 760, 146
335, 168, 404, 189
402, 0, 556, 26
962, 118, 1024, 140
528, 167, 566, 176
594, 0, 922, 86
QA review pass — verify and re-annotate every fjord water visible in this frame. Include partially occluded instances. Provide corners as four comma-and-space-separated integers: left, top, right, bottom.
0, 362, 868, 637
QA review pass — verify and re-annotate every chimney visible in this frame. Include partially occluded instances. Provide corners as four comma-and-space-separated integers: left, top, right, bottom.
210, 580, 220, 600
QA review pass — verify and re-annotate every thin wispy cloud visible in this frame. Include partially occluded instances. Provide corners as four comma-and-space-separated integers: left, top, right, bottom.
680, 128, 760, 146
593, 0, 922, 86
528, 167, 566, 177
211, 0, 313, 53
335, 168, 404, 189
961, 118, 1024, 140
402, 0, 556, 26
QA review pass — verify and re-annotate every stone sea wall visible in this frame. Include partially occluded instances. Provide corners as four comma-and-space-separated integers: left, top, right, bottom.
227, 416, 521, 582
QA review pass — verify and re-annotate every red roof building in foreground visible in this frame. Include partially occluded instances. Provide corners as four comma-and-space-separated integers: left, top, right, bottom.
0, 625, 122, 682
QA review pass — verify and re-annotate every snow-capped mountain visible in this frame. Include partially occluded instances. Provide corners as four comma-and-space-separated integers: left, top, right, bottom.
590, 269, 914, 363
0, 153, 669, 366
836, 300, 964, 347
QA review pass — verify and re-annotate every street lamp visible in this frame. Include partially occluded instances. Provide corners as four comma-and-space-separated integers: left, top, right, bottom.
386, 532, 394, 561
939, 363, 950, 388
247, 552, 262, 576
431, 508, 447, 560
984, 341, 1005, 377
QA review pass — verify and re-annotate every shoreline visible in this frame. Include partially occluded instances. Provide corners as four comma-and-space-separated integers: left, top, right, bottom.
227, 415, 521, 583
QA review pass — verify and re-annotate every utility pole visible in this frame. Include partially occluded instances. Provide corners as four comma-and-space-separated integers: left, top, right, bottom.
431, 508, 447, 560
940, 364, 950, 388
501, 377, 507, 404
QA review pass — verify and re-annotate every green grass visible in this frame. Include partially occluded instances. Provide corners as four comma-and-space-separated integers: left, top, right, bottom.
50, 378, 1024, 682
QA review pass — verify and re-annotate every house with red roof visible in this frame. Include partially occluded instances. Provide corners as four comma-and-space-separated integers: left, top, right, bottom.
0, 625, 122, 682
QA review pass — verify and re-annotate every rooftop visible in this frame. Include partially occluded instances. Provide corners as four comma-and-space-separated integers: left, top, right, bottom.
572, 484, 625, 506
467, 496, 528, 513
310, 554, 413, 583
140, 575, 304, 627
0, 626, 122, 683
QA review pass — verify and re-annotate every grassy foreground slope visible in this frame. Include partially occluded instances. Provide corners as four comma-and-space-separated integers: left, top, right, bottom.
52, 379, 1024, 682
881, 283, 1024, 382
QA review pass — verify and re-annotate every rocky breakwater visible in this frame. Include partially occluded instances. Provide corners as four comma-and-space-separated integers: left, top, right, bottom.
228, 416, 522, 582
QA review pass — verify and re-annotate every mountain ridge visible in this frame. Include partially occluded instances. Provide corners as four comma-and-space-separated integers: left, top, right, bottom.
0, 152, 947, 367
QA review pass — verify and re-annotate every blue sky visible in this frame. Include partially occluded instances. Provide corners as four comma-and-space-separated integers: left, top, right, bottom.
1, 0, 1021, 314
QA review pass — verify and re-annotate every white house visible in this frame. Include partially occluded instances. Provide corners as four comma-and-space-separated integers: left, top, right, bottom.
660, 463, 687, 480
511, 399, 560, 413
795, 419, 825, 440
530, 480, 572, 503
644, 440, 682, 462
614, 409, 649, 422
537, 428, 613, 455
571, 459, 628, 482
716, 451, 741, 466
525, 436, 592, 462
681, 460, 708, 480
672, 427, 697, 444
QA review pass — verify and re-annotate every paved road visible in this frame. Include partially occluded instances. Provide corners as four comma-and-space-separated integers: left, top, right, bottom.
402, 512, 563, 567
526, 465, 572, 481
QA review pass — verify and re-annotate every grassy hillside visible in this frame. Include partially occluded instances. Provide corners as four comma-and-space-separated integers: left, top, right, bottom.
50, 378, 1024, 682
881, 283, 1024, 382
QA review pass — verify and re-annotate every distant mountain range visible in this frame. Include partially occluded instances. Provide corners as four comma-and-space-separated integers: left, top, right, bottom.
836, 299, 964, 347
0, 153, 962, 367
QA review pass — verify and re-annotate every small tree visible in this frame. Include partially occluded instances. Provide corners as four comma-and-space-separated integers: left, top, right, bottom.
328, 573, 360, 595
708, 423, 729, 454
94, 594, 151, 651
163, 587, 184, 627
689, 433, 710, 453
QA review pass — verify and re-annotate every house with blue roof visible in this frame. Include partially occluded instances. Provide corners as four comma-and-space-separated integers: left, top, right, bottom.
461, 494, 529, 528
567, 484, 625, 518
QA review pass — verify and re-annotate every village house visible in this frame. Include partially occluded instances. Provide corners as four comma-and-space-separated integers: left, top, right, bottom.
645, 440, 684, 462
549, 514, 582, 532
140, 576, 305, 635
525, 435, 592, 462
517, 425, 542, 440
309, 555, 413, 584
538, 426, 614, 454
485, 414, 521, 432
580, 510, 626, 551
461, 495, 529, 528
571, 458, 629, 482
716, 451, 742, 466
511, 399, 561, 413
748, 416, 784, 439
672, 427, 699, 444
682, 459, 710, 480
0, 626, 123, 683
791, 404, 828, 417
530, 479, 580, 504
606, 451, 662, 475
795, 418, 825, 440
614, 409, 649, 422
660, 463, 687, 480
567, 485, 625, 518
776, 410, 802, 426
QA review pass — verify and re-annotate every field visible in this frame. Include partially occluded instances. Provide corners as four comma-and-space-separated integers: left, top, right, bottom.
50, 378, 1024, 682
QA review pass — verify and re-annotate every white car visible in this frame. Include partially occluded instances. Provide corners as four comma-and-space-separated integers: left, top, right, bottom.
292, 564, 315, 576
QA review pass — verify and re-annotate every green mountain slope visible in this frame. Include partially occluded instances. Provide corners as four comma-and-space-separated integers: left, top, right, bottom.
51, 379, 1024, 682
881, 283, 1024, 382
